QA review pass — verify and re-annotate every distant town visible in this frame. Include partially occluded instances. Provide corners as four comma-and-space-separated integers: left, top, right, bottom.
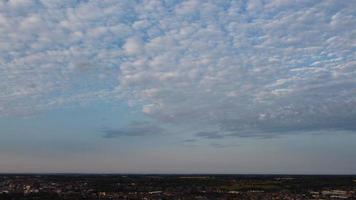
0, 174, 355, 199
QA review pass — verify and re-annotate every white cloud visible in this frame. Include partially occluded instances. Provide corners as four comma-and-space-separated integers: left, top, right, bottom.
123, 37, 143, 55
0, 0, 355, 137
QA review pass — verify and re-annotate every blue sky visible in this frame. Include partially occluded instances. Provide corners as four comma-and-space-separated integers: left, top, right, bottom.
0, 0, 355, 173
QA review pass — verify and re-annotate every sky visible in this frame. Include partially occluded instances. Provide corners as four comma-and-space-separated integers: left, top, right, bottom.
0, 0, 355, 174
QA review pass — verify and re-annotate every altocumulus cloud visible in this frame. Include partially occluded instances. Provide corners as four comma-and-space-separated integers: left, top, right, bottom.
0, 0, 355, 137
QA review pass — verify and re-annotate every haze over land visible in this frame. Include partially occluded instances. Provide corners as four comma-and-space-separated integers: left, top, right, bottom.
0, 0, 355, 173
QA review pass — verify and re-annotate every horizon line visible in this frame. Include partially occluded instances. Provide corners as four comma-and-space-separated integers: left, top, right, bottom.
0, 173, 355, 176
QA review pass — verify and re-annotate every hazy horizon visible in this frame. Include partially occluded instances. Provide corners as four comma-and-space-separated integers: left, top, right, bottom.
0, 0, 355, 174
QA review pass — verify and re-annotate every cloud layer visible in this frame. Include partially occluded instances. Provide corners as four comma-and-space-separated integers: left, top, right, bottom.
1, 0, 355, 137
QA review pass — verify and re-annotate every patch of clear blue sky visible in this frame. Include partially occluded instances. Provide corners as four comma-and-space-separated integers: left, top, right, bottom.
0, 101, 356, 173
0, 101, 175, 156
0, 101, 140, 144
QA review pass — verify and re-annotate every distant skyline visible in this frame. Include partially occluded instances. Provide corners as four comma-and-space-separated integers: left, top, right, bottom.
0, 0, 355, 174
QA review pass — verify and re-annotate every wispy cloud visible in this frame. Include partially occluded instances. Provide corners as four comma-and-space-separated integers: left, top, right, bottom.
196, 132, 224, 139
102, 122, 164, 138
210, 142, 239, 149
